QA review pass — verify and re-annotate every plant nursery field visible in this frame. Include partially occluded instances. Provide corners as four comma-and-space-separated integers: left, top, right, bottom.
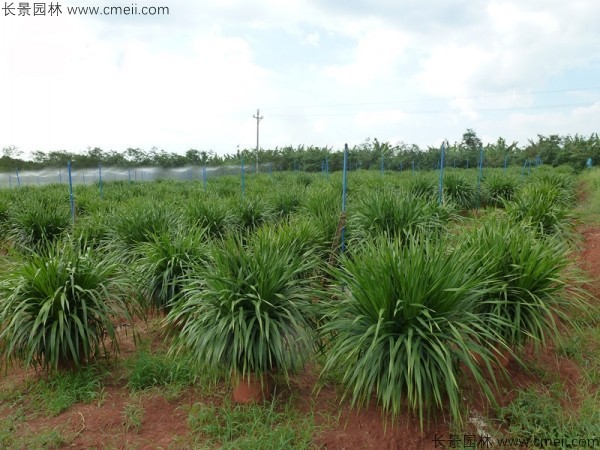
0, 166, 599, 449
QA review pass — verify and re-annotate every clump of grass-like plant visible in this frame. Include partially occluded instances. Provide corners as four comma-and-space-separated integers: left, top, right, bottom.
442, 172, 478, 210
0, 240, 133, 371
7, 195, 71, 252
108, 201, 179, 259
166, 230, 322, 380
483, 172, 520, 208
505, 181, 575, 238
321, 234, 503, 427
462, 216, 582, 350
407, 173, 436, 200
348, 189, 450, 244
134, 227, 212, 313
184, 197, 238, 239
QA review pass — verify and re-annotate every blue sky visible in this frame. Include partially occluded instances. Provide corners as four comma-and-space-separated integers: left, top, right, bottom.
1, 0, 599, 157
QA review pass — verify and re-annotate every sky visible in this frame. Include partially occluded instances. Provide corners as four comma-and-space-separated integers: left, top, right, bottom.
1, 0, 599, 158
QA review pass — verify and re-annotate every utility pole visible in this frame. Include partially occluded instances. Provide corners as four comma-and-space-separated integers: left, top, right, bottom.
253, 109, 263, 174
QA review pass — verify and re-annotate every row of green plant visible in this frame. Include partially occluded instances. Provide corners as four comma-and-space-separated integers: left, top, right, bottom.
0, 168, 585, 431
0, 167, 577, 253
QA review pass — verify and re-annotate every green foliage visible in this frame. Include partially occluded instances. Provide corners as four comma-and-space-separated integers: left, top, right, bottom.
483, 172, 520, 207
462, 217, 578, 349
442, 172, 478, 210
134, 227, 211, 312
321, 234, 502, 428
348, 189, 449, 243
122, 400, 145, 433
235, 197, 274, 232
184, 197, 238, 239
167, 230, 322, 379
269, 187, 303, 220
109, 200, 179, 256
0, 242, 132, 371
500, 384, 600, 442
187, 399, 316, 449
301, 185, 341, 239
30, 365, 105, 415
126, 351, 199, 392
7, 194, 71, 252
506, 180, 575, 238
407, 173, 436, 199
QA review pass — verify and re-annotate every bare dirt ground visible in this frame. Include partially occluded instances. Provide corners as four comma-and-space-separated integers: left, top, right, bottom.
2, 226, 599, 450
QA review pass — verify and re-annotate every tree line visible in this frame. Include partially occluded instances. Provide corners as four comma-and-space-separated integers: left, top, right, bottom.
1, 130, 598, 173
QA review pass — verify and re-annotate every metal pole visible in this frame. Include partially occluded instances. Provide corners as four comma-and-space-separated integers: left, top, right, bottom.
253, 109, 263, 173
438, 142, 446, 205
341, 143, 349, 254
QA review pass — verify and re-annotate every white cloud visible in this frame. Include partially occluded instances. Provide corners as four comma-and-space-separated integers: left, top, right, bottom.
1, 0, 599, 156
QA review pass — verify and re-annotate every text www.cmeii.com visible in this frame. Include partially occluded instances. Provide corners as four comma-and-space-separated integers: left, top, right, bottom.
2, 3, 169, 16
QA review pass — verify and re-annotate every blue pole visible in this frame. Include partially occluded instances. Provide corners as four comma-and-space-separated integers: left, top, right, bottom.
269, 162, 273, 177
83, 173, 86, 185
438, 142, 446, 205
15, 170, 21, 188
59, 170, 62, 184
203, 165, 207, 190
380, 153, 384, 175
68, 161, 75, 223
9, 175, 12, 189
99, 165, 103, 198
241, 158, 245, 198
341, 143, 349, 254
325, 155, 329, 178
476, 145, 484, 209
400, 162, 403, 171
128, 169, 131, 184
466, 159, 469, 169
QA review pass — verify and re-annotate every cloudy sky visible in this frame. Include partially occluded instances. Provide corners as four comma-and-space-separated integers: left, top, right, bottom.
1, 0, 599, 157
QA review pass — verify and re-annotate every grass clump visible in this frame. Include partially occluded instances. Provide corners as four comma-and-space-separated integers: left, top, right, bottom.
187, 399, 316, 449
0, 241, 133, 371
167, 229, 323, 380
321, 234, 502, 428
126, 351, 199, 392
